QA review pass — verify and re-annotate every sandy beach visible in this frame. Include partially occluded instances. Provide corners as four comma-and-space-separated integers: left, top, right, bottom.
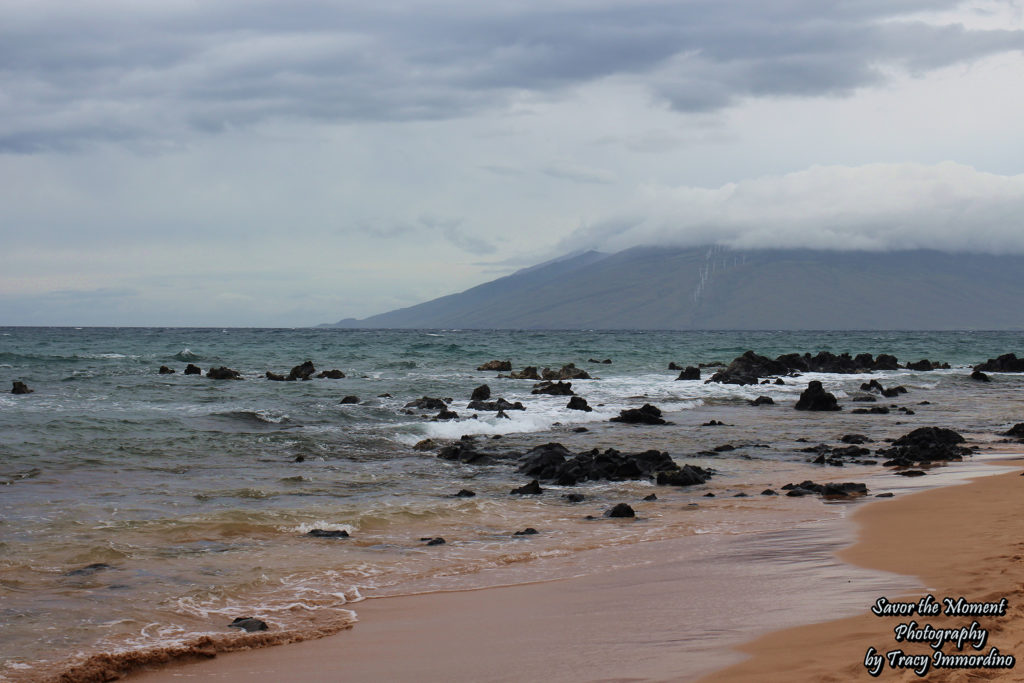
702, 458, 1024, 682
113, 455, 1024, 683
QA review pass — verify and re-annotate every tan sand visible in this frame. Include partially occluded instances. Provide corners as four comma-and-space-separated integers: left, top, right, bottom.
702, 462, 1024, 682
125, 463, 1024, 683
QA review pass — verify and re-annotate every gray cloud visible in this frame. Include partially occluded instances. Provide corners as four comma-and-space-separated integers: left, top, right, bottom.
2, 0, 1020, 152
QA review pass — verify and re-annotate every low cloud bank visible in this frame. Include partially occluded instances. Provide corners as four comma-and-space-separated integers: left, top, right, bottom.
559, 162, 1024, 255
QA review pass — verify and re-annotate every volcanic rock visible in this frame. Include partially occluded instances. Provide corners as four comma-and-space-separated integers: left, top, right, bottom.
207, 367, 242, 380
229, 617, 269, 632
975, 353, 1024, 373
287, 361, 316, 381
11, 381, 33, 394
676, 366, 701, 381
510, 480, 544, 495
532, 381, 574, 396
605, 503, 635, 518
404, 396, 448, 410
611, 403, 668, 425
478, 360, 512, 372
794, 381, 840, 411
566, 396, 592, 412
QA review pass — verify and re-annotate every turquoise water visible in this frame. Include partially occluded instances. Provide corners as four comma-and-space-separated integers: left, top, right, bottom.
1, 328, 1022, 680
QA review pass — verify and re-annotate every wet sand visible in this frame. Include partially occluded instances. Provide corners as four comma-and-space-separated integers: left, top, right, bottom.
122, 458, 1023, 683
702, 458, 1024, 682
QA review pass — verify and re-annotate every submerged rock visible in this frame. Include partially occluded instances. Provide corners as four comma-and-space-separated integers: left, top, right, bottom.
306, 529, 349, 538
158, 366, 175, 374
317, 369, 346, 379
467, 397, 525, 411
405, 396, 448, 410
229, 617, 269, 632
610, 403, 668, 425
184, 364, 202, 375
749, 395, 774, 406
339, 395, 360, 404
207, 366, 242, 380
971, 370, 991, 383
781, 480, 868, 498
65, 563, 112, 576
510, 480, 544, 495
11, 381, 33, 394
605, 503, 636, 518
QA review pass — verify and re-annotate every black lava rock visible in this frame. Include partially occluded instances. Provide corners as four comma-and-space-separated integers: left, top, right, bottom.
229, 617, 269, 632
532, 381, 575, 396
405, 396, 448, 410
11, 381, 33, 394
794, 381, 840, 411
207, 366, 242, 380
605, 503, 636, 518
566, 396, 592, 412
306, 529, 350, 538
610, 403, 668, 425
510, 480, 544, 495
676, 366, 701, 381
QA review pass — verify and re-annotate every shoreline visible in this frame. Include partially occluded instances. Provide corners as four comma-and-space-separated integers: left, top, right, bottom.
701, 457, 1024, 681
116, 458, 1024, 682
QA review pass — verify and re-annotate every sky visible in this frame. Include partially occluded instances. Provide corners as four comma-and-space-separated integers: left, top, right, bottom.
1, 0, 1023, 326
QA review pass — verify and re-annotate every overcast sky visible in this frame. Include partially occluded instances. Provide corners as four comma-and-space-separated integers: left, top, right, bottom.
1, 0, 1022, 326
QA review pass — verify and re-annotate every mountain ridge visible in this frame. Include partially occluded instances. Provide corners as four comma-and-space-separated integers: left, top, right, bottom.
325, 246, 1024, 330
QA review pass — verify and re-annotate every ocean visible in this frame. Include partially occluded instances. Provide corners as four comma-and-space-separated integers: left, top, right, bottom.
1, 327, 1022, 681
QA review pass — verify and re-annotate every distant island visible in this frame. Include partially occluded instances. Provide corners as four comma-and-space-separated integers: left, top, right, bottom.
323, 245, 1024, 330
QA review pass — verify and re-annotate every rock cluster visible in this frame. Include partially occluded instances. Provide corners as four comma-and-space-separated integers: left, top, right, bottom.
975, 353, 1024, 372
516, 443, 711, 487
876, 427, 972, 466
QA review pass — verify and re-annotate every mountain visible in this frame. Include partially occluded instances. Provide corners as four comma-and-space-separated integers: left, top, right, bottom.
325, 246, 1024, 329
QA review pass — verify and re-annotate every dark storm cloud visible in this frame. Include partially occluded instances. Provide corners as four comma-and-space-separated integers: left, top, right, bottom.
2, 0, 1021, 152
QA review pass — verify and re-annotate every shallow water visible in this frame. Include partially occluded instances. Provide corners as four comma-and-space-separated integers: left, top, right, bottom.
1, 328, 1022, 680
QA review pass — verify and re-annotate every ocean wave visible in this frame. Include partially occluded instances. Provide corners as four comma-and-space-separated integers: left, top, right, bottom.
174, 348, 201, 361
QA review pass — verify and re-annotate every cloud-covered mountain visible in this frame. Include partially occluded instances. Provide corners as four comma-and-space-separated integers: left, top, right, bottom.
326, 246, 1024, 330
